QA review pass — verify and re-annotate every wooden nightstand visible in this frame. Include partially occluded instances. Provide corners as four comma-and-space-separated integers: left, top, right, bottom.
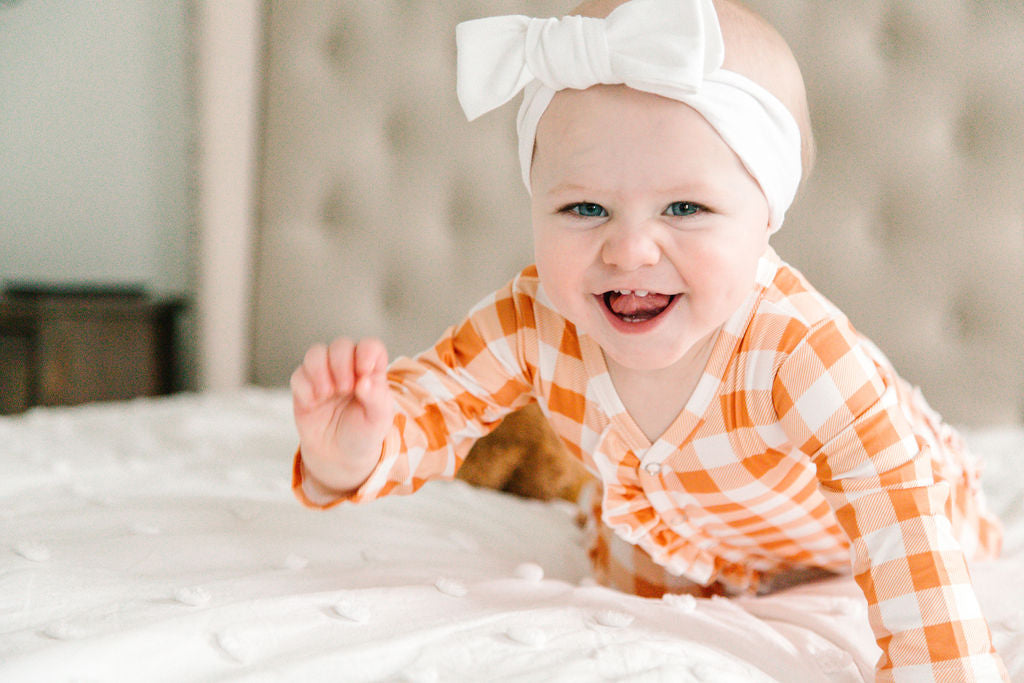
0, 286, 184, 414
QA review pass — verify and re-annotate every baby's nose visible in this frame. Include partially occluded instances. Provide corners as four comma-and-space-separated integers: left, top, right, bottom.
600, 222, 661, 270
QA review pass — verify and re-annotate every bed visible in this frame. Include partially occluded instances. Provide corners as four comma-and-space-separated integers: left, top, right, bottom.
2, 388, 1022, 681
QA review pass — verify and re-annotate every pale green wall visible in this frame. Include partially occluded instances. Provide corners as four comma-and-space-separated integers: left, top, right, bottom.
0, 0, 192, 295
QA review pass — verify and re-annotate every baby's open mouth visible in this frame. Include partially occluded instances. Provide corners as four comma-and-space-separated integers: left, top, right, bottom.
602, 289, 676, 323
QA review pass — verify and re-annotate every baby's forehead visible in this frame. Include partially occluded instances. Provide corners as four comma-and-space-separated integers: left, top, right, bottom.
534, 85, 739, 166
541, 84, 700, 125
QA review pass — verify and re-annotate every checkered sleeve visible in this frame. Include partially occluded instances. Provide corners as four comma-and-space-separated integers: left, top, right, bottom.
293, 278, 537, 508
773, 319, 1007, 682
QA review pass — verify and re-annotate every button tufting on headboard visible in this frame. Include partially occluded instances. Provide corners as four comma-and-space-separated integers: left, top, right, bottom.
254, 1, 1024, 426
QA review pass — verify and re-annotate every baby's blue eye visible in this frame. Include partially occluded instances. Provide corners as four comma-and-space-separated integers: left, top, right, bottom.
665, 201, 701, 217
569, 202, 608, 218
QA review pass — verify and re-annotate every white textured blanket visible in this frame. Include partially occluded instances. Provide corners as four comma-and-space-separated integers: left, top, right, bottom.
2, 389, 1021, 681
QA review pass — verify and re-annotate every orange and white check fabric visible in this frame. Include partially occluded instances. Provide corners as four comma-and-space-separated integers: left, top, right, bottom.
293, 248, 1005, 681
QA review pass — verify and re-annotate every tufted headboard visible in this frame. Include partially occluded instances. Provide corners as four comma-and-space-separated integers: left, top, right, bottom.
252, 1, 1024, 427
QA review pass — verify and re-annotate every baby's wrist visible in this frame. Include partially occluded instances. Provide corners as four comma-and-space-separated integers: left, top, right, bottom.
301, 460, 356, 500
301, 439, 382, 494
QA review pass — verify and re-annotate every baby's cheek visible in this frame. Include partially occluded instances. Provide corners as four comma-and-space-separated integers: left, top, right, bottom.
535, 261, 584, 324
534, 239, 572, 283
535, 262, 569, 304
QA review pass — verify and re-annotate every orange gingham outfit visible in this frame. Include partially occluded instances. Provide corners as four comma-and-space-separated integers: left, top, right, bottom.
294, 248, 1005, 681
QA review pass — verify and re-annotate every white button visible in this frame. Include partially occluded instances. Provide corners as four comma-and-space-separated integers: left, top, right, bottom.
643, 462, 662, 475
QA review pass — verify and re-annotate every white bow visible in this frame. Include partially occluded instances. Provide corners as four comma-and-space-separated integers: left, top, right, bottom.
456, 0, 724, 121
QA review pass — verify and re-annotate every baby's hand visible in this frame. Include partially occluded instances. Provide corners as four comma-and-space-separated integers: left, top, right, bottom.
290, 337, 393, 494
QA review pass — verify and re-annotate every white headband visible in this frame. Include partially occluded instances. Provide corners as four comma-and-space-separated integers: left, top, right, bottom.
456, 0, 802, 231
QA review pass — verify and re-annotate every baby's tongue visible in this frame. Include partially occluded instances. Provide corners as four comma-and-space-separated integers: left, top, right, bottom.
608, 291, 671, 318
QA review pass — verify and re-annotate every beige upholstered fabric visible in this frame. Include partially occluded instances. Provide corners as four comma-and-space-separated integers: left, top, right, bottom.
253, 1, 1023, 427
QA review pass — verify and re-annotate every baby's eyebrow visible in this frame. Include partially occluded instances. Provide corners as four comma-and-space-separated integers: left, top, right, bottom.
650, 179, 719, 196
542, 178, 721, 201
545, 181, 601, 197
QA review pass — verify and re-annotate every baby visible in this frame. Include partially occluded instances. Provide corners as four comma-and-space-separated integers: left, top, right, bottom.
290, 0, 1006, 679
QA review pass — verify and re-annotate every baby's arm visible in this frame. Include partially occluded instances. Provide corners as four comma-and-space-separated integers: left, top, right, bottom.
290, 272, 541, 509
774, 320, 1006, 681
290, 337, 394, 496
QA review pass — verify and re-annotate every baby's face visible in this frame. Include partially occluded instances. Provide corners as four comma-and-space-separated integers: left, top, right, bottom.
530, 85, 771, 372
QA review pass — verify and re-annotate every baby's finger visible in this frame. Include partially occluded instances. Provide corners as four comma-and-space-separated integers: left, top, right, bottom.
301, 343, 332, 400
289, 365, 317, 409
354, 338, 388, 379
354, 338, 390, 423
354, 372, 391, 424
327, 337, 356, 395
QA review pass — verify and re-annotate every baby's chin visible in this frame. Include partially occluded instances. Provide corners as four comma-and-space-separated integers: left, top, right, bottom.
601, 347, 689, 373
562, 313, 683, 369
